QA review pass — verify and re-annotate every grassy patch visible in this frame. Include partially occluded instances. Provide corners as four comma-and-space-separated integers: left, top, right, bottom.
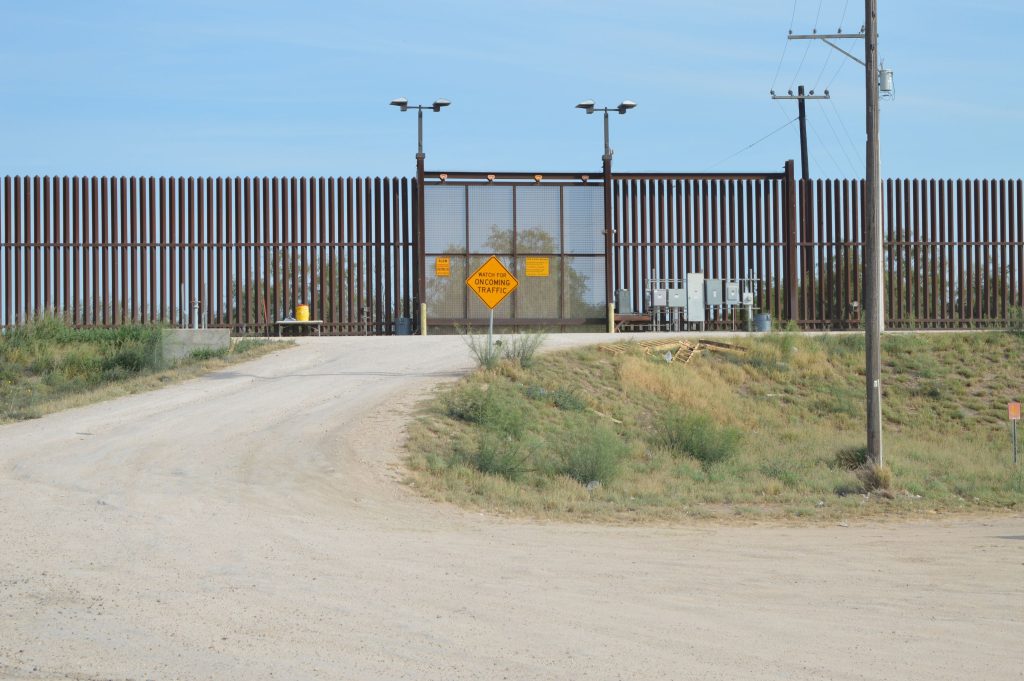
407, 331, 1024, 521
1, 317, 289, 422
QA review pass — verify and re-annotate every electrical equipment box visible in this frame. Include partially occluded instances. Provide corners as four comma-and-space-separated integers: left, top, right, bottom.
705, 279, 723, 306
615, 289, 633, 315
742, 291, 754, 306
650, 289, 668, 308
667, 289, 686, 308
725, 282, 740, 305
686, 274, 704, 322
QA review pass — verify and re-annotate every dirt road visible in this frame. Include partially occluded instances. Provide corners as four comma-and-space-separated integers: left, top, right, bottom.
1, 335, 1021, 680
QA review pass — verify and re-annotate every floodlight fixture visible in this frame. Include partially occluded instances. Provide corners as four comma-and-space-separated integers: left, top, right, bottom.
574, 99, 637, 160
576, 99, 596, 114
390, 98, 452, 157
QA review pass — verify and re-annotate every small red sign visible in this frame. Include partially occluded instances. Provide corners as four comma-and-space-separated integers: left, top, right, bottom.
1009, 402, 1021, 421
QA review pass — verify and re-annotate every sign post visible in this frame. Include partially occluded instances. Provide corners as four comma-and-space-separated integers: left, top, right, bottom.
466, 255, 519, 356
1010, 402, 1021, 464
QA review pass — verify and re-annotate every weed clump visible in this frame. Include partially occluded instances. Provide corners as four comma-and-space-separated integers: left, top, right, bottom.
856, 462, 893, 492
501, 331, 547, 368
459, 328, 547, 370
473, 433, 530, 481
445, 382, 526, 439
658, 410, 742, 466
559, 419, 628, 485
833, 446, 869, 470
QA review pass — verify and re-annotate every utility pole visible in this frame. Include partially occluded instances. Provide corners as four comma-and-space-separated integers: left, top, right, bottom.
798, 87, 809, 181
863, 0, 883, 466
770, 85, 830, 182
787, 2, 884, 467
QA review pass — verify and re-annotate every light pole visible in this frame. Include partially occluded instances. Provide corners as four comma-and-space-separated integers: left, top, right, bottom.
389, 97, 450, 160
575, 99, 636, 331
575, 99, 636, 162
390, 97, 450, 336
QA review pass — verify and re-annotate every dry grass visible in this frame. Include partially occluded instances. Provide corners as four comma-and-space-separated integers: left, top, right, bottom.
1, 318, 291, 423
406, 331, 1024, 522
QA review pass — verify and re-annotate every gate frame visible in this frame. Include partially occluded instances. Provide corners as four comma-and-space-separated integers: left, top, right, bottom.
419, 170, 608, 329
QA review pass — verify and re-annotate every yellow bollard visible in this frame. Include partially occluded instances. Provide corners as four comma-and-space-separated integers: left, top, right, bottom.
420, 302, 428, 336
607, 303, 615, 334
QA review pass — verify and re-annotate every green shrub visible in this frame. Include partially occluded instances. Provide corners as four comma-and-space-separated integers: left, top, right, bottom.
551, 387, 586, 411
232, 338, 271, 354
523, 385, 548, 401
560, 419, 628, 485
760, 459, 800, 488
473, 433, 529, 481
445, 382, 526, 438
658, 410, 742, 466
189, 347, 228, 361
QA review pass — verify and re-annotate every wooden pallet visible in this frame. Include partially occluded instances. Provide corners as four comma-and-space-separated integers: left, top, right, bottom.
599, 338, 686, 356
600, 337, 745, 363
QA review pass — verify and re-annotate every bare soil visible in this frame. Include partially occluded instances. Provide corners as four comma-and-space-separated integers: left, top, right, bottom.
1, 334, 1021, 680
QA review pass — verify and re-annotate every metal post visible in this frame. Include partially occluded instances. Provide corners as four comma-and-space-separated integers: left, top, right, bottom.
603, 152, 614, 330
865, 0, 884, 467
415, 150, 425, 334
488, 308, 494, 356
603, 110, 611, 159
417, 108, 424, 156
1013, 420, 1018, 465
797, 85, 810, 182
783, 160, 799, 322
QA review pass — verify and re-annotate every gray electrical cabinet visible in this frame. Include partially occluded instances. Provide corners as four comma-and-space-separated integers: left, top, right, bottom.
650, 289, 668, 308
667, 289, 686, 308
705, 279, 723, 305
685, 273, 704, 322
615, 289, 633, 314
725, 281, 740, 305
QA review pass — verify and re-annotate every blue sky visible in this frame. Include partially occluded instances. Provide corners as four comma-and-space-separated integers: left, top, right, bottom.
1, 1, 1021, 180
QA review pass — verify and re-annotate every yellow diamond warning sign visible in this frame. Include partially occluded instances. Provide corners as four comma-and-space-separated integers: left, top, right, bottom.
466, 255, 519, 309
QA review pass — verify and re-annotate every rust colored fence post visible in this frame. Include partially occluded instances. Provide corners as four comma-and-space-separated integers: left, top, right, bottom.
783, 160, 798, 322
414, 156, 425, 334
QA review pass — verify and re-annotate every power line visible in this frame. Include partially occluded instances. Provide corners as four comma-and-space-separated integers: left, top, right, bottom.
806, 119, 845, 177
789, 40, 814, 90
828, 96, 865, 167
812, 49, 834, 91
825, 54, 848, 91
771, 0, 800, 93
710, 117, 799, 170
817, 100, 859, 176
837, 0, 850, 31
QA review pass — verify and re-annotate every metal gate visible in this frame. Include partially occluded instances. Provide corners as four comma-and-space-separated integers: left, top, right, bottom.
421, 172, 606, 327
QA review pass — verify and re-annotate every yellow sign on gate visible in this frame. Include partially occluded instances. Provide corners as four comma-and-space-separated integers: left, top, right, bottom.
524, 257, 549, 277
466, 255, 519, 309
435, 256, 451, 277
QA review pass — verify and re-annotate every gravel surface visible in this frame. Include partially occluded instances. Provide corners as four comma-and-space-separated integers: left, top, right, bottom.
1, 334, 1021, 680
